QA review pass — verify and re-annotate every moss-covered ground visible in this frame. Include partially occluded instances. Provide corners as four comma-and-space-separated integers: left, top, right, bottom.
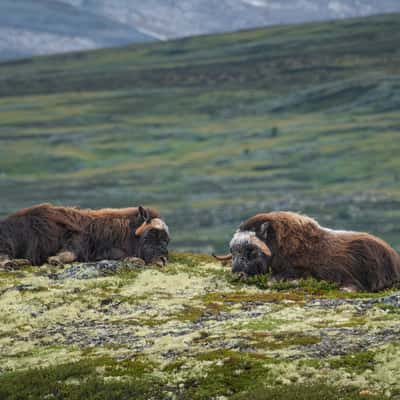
1, 253, 399, 399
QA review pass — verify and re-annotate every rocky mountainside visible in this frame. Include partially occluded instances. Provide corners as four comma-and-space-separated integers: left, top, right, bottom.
0, 254, 399, 399
66, 0, 400, 38
0, 0, 152, 61
2, 0, 400, 61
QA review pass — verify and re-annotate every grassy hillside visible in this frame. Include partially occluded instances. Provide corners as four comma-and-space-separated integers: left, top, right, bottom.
0, 13, 400, 252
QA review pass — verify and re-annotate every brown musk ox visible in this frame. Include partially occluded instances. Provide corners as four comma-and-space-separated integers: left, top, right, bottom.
214, 211, 400, 292
0, 203, 169, 269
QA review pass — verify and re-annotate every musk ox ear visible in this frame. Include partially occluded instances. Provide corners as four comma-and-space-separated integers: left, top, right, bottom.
138, 206, 151, 222
258, 222, 270, 241
135, 206, 152, 237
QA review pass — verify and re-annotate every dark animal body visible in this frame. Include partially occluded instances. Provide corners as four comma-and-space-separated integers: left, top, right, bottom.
0, 203, 169, 267
215, 211, 400, 292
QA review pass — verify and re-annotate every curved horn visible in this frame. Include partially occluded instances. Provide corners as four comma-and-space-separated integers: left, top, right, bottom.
212, 253, 233, 261
135, 221, 149, 236
250, 237, 272, 258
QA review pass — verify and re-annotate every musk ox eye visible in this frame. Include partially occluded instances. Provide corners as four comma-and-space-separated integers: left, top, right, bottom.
246, 248, 259, 259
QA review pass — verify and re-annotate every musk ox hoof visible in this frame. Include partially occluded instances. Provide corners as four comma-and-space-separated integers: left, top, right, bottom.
48, 256, 63, 267
1, 258, 31, 271
340, 285, 359, 293
123, 257, 146, 267
48, 252, 76, 266
153, 256, 168, 268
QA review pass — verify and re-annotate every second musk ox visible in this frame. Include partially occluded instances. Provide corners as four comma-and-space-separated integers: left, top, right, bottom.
214, 211, 400, 292
0, 203, 169, 268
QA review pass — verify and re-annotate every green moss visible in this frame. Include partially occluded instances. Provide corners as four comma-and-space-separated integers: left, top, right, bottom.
0, 356, 162, 400
328, 351, 376, 374
231, 383, 387, 400
5, 353, 386, 400
203, 290, 305, 304
103, 357, 157, 377
240, 317, 289, 331
230, 275, 397, 300
0, 330, 14, 339
162, 359, 187, 373
334, 317, 367, 328
247, 331, 320, 350
169, 252, 215, 268
238, 275, 337, 295
175, 305, 205, 322
184, 350, 385, 400
174, 301, 226, 322
185, 350, 273, 399
375, 303, 400, 314
140, 317, 172, 327
268, 333, 321, 350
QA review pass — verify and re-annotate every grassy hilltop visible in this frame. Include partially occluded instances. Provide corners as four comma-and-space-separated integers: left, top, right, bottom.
0, 14, 400, 252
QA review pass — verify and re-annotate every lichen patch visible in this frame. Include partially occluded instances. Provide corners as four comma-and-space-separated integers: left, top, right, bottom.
1, 256, 400, 398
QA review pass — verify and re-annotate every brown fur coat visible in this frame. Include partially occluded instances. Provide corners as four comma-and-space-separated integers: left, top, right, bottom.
240, 211, 400, 291
0, 203, 159, 265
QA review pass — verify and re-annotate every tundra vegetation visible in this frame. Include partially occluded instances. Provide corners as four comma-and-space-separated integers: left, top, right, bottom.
0, 14, 400, 254
0, 253, 400, 399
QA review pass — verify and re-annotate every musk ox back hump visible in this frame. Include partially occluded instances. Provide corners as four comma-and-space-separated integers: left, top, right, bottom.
344, 233, 400, 291
1, 204, 83, 265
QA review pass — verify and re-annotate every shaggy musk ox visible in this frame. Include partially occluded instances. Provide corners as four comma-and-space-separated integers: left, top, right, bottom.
0, 203, 169, 268
214, 211, 400, 292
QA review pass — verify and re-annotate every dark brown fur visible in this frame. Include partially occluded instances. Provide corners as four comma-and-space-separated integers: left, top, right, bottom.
0, 203, 160, 266
240, 211, 400, 291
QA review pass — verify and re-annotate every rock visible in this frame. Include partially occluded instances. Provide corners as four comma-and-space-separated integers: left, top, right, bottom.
54, 259, 143, 280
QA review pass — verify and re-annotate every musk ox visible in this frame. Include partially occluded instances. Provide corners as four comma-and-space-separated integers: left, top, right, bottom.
214, 211, 400, 292
0, 203, 169, 269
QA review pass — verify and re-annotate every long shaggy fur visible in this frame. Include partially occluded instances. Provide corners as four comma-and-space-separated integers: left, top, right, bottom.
0, 203, 160, 265
240, 211, 400, 291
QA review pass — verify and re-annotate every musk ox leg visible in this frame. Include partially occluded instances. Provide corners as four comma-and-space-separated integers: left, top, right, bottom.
123, 257, 146, 267
0, 256, 31, 271
48, 251, 77, 266
106, 248, 128, 260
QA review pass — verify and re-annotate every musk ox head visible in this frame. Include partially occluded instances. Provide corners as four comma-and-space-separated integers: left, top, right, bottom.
135, 206, 170, 265
214, 221, 273, 277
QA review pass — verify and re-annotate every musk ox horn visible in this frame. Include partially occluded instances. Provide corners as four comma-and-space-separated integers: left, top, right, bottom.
135, 221, 149, 236
135, 218, 170, 237
250, 236, 272, 258
212, 253, 233, 261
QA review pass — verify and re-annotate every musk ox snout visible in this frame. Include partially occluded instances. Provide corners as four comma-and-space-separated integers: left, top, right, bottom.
232, 251, 271, 277
232, 255, 248, 274
136, 218, 170, 265
228, 230, 272, 276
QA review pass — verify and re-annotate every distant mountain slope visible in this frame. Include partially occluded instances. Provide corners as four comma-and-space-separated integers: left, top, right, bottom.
66, 0, 400, 38
0, 0, 153, 61
0, 14, 399, 252
2, 0, 400, 61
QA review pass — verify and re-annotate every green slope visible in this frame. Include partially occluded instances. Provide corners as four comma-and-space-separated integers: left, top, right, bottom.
0, 13, 400, 252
